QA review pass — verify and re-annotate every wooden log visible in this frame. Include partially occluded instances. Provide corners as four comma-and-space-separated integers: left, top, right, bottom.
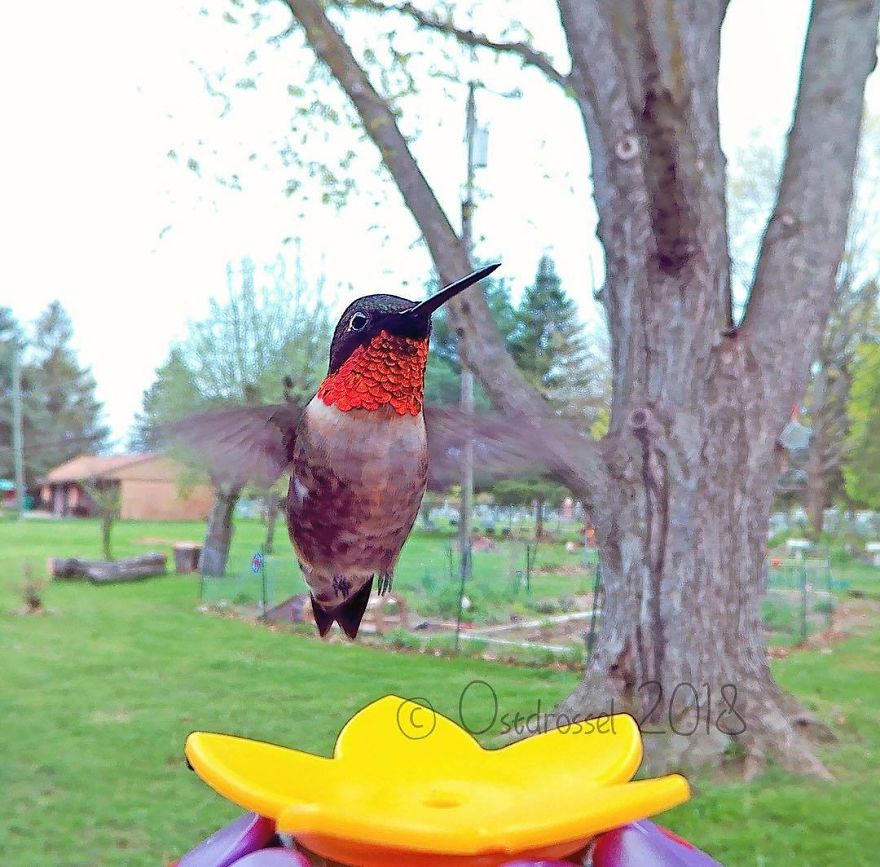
173, 542, 203, 574
50, 558, 104, 580
50, 553, 167, 583
87, 552, 167, 584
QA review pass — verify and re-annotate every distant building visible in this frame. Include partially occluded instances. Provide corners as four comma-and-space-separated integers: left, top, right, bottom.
1, 478, 17, 507
40, 454, 213, 521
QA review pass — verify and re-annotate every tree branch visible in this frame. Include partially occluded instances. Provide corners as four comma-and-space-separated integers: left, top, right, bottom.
743, 0, 880, 412
284, 0, 610, 511
339, 0, 569, 88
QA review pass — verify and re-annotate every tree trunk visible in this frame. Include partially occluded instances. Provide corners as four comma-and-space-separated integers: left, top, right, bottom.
554, 335, 836, 778
101, 514, 114, 561
534, 497, 545, 541
201, 484, 242, 577
805, 438, 826, 537
263, 492, 279, 555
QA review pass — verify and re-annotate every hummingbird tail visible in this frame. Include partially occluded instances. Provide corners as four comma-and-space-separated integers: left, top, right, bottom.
310, 596, 335, 637
310, 577, 374, 640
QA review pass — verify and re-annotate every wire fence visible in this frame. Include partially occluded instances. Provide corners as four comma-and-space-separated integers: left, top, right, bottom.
198, 549, 305, 615
582, 553, 846, 658
763, 556, 843, 645
196, 542, 847, 653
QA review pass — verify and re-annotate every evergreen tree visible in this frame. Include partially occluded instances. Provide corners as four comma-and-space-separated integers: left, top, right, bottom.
25, 302, 109, 480
510, 255, 608, 426
425, 273, 517, 407
0, 308, 25, 482
128, 350, 200, 452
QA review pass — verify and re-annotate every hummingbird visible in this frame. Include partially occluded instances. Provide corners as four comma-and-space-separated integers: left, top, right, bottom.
165, 263, 512, 639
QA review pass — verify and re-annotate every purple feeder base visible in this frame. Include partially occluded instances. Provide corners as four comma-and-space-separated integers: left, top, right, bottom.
592, 820, 723, 867
177, 812, 276, 867
230, 849, 311, 866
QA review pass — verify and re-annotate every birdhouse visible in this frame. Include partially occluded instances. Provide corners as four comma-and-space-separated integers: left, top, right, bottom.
778, 417, 812, 453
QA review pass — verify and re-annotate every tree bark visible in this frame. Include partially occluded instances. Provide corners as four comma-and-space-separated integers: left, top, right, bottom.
201, 483, 242, 577
289, 0, 879, 776
101, 514, 114, 561
534, 497, 545, 541
805, 431, 827, 536
264, 492, 279, 555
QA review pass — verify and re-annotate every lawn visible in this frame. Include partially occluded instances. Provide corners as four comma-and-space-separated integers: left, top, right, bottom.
2, 517, 879, 866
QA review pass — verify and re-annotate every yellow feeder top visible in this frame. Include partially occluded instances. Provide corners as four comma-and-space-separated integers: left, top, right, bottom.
184, 695, 689, 867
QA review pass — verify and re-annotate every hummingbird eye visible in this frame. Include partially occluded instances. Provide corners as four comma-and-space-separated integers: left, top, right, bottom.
349, 312, 368, 332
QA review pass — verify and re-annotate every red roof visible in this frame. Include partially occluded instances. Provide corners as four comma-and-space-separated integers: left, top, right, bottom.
44, 454, 156, 484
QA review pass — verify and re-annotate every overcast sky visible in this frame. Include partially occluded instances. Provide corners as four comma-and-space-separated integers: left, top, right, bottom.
2, 1, 878, 445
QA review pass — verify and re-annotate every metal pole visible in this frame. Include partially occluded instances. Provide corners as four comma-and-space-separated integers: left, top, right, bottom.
799, 561, 808, 643
458, 81, 477, 590
826, 552, 834, 627
11, 343, 26, 518
260, 546, 269, 615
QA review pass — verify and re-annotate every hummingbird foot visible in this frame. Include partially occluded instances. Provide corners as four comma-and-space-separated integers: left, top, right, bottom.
377, 573, 394, 596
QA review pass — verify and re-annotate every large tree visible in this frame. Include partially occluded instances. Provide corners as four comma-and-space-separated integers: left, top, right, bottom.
143, 255, 332, 575
209, 0, 879, 777
2, 306, 107, 489
0, 308, 26, 482
26, 302, 109, 480
728, 129, 880, 532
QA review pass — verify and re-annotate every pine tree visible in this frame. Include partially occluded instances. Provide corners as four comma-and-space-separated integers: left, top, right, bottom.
25, 302, 109, 481
0, 308, 25, 481
425, 273, 517, 407
128, 350, 200, 452
510, 255, 607, 426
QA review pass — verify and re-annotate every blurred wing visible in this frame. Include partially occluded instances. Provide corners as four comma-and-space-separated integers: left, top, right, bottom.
158, 403, 303, 488
424, 406, 587, 490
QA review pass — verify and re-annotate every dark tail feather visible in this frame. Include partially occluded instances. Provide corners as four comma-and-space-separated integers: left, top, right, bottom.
310, 595, 335, 637
310, 577, 373, 640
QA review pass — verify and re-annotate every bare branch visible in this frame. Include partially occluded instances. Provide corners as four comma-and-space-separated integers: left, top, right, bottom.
284, 0, 611, 510
743, 0, 880, 409
338, 0, 569, 88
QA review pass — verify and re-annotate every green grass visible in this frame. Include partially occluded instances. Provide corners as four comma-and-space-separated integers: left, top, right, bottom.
2, 517, 880, 865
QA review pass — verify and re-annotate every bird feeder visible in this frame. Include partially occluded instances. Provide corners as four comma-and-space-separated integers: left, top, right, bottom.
172, 695, 723, 866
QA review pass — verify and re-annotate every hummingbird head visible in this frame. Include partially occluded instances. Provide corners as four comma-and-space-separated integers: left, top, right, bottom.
318, 263, 500, 415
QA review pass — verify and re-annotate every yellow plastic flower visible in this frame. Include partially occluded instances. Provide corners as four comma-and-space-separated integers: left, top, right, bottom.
185, 695, 689, 867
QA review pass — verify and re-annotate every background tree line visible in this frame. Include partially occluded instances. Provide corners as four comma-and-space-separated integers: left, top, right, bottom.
0, 303, 108, 490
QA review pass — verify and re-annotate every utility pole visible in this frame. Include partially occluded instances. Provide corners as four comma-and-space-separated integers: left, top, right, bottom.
458, 81, 478, 590
11, 343, 26, 518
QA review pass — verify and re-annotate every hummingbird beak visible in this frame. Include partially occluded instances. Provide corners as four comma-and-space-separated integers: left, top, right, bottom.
408, 262, 501, 319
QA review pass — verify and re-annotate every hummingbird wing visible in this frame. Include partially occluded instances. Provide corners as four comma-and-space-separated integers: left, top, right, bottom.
158, 403, 302, 488
160, 402, 590, 491
423, 406, 588, 490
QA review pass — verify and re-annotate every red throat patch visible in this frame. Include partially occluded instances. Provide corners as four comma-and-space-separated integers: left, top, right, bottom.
317, 330, 429, 415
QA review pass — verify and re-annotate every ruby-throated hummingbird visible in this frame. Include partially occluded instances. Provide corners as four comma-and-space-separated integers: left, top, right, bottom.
165, 263, 507, 639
